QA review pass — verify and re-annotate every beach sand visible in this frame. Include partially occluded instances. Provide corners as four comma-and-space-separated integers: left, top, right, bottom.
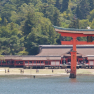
0, 68, 94, 77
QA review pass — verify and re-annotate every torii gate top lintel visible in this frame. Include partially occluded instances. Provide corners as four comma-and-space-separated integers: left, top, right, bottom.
54, 26, 94, 37
53, 26, 94, 45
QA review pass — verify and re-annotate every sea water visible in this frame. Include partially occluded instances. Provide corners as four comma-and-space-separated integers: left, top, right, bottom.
0, 75, 94, 94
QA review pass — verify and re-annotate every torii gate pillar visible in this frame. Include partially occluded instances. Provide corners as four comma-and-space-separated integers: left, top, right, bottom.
70, 51, 76, 78
69, 37, 77, 78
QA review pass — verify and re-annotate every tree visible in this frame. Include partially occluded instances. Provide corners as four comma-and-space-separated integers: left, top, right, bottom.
69, 18, 79, 29
0, 17, 2, 25
53, 9, 61, 26
79, 19, 90, 29
22, 12, 36, 36
3, 17, 8, 26
62, 0, 69, 12
55, 0, 62, 10
44, 5, 61, 26
24, 31, 39, 55
88, 0, 94, 10
76, 0, 90, 19
1, 3, 16, 23
10, 22, 14, 30
90, 19, 94, 29
0, 18, 2, 22
61, 9, 73, 20
87, 9, 94, 22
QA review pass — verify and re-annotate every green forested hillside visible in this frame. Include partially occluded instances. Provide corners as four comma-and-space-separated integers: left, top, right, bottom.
0, 0, 94, 55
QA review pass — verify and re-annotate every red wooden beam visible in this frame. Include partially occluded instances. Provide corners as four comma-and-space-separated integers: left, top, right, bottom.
60, 32, 94, 37
61, 40, 94, 45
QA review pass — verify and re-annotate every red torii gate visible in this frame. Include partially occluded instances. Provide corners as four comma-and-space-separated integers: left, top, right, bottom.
54, 26, 94, 78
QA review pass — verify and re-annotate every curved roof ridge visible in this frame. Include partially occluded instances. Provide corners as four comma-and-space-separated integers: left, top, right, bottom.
53, 25, 94, 31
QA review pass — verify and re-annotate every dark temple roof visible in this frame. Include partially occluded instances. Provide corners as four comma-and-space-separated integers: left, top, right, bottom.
2, 45, 94, 60
37, 45, 94, 58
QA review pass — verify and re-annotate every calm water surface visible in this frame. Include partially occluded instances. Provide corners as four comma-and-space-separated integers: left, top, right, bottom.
0, 75, 94, 94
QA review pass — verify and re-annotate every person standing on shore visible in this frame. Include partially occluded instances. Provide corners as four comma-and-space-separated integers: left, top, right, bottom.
7, 69, 9, 73
5, 69, 6, 73
52, 69, 54, 73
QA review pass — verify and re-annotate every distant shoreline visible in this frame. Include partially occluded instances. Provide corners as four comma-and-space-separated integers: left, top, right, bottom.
0, 74, 94, 79
0, 68, 94, 77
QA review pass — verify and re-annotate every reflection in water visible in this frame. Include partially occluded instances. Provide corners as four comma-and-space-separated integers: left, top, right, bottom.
70, 78, 77, 83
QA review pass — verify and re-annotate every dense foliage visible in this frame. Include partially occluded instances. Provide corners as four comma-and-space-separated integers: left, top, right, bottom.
0, 0, 94, 55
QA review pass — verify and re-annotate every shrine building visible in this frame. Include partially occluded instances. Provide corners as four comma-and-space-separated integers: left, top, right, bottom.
1, 44, 94, 68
